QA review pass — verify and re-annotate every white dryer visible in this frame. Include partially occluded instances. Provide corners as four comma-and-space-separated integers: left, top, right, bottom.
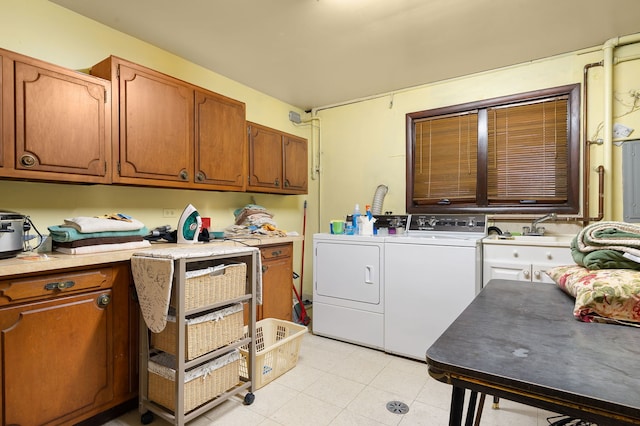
312, 233, 385, 349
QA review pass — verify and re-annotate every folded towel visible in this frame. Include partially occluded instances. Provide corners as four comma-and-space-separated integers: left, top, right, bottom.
48, 225, 149, 242
62, 216, 145, 233
571, 221, 640, 269
53, 240, 151, 255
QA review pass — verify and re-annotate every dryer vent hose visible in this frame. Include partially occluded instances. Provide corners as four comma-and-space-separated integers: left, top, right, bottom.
371, 184, 388, 215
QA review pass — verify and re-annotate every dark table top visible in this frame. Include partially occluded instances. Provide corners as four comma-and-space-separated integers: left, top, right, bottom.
426, 279, 640, 425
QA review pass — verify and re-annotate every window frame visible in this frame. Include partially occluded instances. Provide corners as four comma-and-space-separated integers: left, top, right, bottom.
406, 83, 581, 215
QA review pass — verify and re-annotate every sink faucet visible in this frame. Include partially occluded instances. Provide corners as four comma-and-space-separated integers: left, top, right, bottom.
525, 213, 557, 236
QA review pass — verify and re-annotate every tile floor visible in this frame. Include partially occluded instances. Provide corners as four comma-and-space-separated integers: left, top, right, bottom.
105, 332, 559, 426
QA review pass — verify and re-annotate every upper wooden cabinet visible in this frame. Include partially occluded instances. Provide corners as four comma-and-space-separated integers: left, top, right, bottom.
195, 89, 247, 189
247, 122, 308, 194
0, 48, 111, 183
91, 56, 247, 191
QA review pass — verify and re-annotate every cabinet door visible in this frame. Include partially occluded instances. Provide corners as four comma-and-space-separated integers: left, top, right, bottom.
248, 123, 283, 191
261, 244, 293, 321
13, 60, 109, 182
0, 290, 114, 425
483, 261, 531, 284
195, 89, 246, 190
0, 53, 5, 169
117, 64, 193, 183
283, 134, 308, 194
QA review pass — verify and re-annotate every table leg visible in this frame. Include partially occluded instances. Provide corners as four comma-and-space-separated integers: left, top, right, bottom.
465, 391, 478, 426
449, 386, 465, 426
474, 394, 486, 426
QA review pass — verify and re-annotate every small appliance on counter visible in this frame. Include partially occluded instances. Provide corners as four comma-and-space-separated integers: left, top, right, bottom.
177, 204, 202, 244
0, 210, 42, 259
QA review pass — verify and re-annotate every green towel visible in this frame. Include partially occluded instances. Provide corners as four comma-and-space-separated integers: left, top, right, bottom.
48, 225, 149, 242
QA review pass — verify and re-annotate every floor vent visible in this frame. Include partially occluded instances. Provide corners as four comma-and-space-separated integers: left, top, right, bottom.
386, 400, 409, 414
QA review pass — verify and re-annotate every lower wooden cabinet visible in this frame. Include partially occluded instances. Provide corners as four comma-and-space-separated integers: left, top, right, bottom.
244, 242, 293, 324
0, 263, 137, 425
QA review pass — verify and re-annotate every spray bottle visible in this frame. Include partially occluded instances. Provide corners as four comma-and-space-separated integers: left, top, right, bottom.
352, 204, 361, 235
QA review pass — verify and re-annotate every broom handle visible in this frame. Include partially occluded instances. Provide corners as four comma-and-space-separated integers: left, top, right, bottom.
299, 200, 307, 298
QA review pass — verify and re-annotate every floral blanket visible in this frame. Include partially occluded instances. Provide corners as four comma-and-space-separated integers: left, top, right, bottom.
546, 264, 640, 325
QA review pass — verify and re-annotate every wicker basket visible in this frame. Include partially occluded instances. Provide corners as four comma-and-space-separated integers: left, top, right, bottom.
148, 350, 240, 413
152, 304, 244, 360
172, 262, 246, 311
239, 318, 308, 389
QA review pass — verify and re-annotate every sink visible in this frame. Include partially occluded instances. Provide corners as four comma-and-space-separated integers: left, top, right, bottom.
511, 235, 574, 243
485, 234, 574, 246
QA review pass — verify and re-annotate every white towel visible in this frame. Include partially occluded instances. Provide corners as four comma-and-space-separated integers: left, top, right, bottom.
62, 216, 145, 233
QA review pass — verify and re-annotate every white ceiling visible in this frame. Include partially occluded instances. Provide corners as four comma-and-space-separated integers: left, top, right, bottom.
51, 0, 640, 111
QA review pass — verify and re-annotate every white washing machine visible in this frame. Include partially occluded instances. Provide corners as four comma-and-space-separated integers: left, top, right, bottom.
384, 214, 486, 360
312, 233, 386, 349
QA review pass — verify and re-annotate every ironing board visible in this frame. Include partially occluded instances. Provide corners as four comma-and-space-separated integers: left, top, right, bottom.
131, 245, 262, 332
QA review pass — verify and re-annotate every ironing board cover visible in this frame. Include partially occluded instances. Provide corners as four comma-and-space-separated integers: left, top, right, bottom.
131, 245, 260, 333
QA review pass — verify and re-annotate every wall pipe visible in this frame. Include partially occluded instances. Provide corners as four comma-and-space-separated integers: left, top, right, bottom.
602, 34, 640, 220
583, 61, 604, 225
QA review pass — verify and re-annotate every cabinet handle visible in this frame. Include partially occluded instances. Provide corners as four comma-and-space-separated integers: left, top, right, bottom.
534, 270, 541, 279
262, 265, 268, 273
96, 293, 111, 307
284, 180, 290, 188
522, 270, 530, 279
274, 178, 280, 187
20, 154, 37, 167
44, 280, 75, 291
179, 170, 189, 181
196, 172, 205, 182
271, 250, 282, 257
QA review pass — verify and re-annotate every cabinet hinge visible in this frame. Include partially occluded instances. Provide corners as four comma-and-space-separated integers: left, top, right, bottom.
117, 162, 121, 173
104, 89, 107, 103
104, 161, 107, 174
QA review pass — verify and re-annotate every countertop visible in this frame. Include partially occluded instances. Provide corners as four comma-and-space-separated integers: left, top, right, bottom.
482, 234, 574, 247
0, 235, 303, 278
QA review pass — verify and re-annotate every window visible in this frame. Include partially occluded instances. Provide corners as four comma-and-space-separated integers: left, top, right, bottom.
406, 84, 580, 214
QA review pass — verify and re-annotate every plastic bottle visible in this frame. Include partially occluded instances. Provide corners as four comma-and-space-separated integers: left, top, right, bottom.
352, 204, 361, 235
365, 204, 376, 235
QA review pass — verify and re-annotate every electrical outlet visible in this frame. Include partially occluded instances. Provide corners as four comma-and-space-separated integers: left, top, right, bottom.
163, 208, 177, 218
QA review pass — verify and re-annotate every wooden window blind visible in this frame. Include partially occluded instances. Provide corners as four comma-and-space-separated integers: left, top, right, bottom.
407, 83, 579, 214
413, 112, 478, 205
487, 97, 568, 204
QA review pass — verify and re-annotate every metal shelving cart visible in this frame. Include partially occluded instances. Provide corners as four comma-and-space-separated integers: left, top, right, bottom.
131, 246, 258, 425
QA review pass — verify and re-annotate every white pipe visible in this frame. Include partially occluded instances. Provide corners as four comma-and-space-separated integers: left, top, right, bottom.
602, 33, 640, 220
294, 115, 321, 181
603, 38, 615, 221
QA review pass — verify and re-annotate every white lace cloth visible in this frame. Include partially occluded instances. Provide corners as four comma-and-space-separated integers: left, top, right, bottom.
131, 245, 260, 333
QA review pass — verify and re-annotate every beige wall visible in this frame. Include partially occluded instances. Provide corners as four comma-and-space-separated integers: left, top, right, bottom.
312, 40, 640, 238
2, 0, 640, 297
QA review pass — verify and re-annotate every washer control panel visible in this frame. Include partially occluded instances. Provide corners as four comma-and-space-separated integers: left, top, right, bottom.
408, 214, 487, 234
